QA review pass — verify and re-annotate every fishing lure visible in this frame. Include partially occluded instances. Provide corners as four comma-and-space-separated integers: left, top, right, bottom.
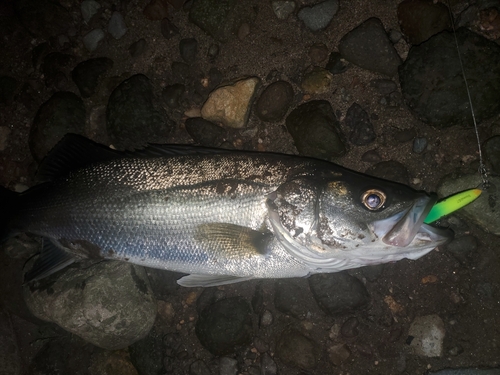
424, 188, 482, 224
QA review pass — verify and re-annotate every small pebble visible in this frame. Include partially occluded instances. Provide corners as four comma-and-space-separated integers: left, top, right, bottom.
129, 39, 147, 58
81, 0, 101, 23
108, 12, 127, 39
272, 1, 296, 20
179, 38, 198, 64
413, 137, 428, 153
341, 317, 360, 338
83, 29, 105, 52
260, 310, 273, 327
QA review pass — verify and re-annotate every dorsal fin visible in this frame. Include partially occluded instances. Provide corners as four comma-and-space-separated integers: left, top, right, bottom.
37, 134, 123, 181
37, 134, 234, 181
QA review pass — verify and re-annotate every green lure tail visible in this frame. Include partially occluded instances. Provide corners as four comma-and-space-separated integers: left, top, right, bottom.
424, 188, 482, 224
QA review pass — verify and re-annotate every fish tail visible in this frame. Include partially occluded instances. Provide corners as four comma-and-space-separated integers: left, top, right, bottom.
0, 186, 18, 242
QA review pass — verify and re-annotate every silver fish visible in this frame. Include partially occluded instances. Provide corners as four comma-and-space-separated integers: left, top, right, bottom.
2, 135, 452, 287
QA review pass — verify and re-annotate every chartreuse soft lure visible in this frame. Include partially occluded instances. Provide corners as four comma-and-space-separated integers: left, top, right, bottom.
424, 188, 482, 224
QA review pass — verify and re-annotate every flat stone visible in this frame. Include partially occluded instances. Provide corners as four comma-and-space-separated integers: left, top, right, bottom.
408, 314, 445, 357
298, 0, 339, 32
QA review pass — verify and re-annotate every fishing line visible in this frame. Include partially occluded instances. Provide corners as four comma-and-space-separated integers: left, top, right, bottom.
446, 2, 489, 189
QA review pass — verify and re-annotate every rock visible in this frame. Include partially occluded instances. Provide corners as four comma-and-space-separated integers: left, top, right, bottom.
361, 149, 382, 163
189, 0, 256, 42
29, 92, 86, 161
325, 52, 348, 75
89, 350, 139, 375
285, 100, 346, 160
255, 80, 294, 122
301, 66, 334, 95
413, 137, 427, 153
207, 43, 219, 61
345, 103, 376, 145
309, 272, 370, 315
366, 161, 410, 185
274, 279, 314, 319
445, 235, 478, 264
438, 174, 500, 236
484, 135, 500, 173
107, 74, 174, 149
162, 83, 185, 109
397, 0, 451, 45
260, 310, 273, 327
81, 0, 101, 23
219, 357, 238, 375
201, 77, 261, 129
129, 328, 164, 375
298, 0, 339, 32
72, 57, 114, 98
108, 12, 127, 39
24, 262, 156, 350
328, 344, 351, 366
143, 0, 169, 20
15, 0, 72, 38
309, 42, 329, 64
340, 316, 360, 338
276, 330, 318, 370
179, 38, 198, 64
83, 29, 106, 52
272, 1, 296, 20
399, 28, 500, 127
0, 76, 18, 103
129, 38, 147, 58
0, 309, 20, 375
408, 314, 445, 357
238, 22, 251, 40
185, 117, 226, 146
339, 17, 402, 77
260, 352, 277, 375
189, 359, 211, 375
195, 297, 253, 355
161, 18, 179, 39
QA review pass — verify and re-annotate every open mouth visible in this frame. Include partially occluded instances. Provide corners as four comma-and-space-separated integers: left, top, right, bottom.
372, 194, 453, 247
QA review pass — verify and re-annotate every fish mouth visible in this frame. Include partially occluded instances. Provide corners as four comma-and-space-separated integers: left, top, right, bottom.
372, 194, 453, 247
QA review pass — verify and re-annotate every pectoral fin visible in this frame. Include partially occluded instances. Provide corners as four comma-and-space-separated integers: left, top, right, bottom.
177, 274, 255, 287
195, 223, 272, 258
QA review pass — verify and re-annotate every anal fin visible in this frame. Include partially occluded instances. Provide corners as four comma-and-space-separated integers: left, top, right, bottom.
177, 274, 255, 287
24, 239, 76, 282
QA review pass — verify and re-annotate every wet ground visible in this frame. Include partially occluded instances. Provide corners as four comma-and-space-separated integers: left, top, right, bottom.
0, 0, 500, 374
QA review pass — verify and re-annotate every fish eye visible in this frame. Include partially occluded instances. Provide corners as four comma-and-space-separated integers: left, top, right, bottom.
361, 189, 386, 210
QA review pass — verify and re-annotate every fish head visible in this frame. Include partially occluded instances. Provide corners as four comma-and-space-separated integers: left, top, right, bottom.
267, 171, 453, 271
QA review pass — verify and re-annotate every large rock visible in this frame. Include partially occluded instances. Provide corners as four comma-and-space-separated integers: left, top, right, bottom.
399, 28, 500, 127
72, 57, 114, 98
107, 74, 174, 149
24, 261, 157, 350
201, 77, 261, 129
339, 18, 402, 77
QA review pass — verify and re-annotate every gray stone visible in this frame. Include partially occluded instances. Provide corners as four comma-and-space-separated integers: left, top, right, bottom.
301, 67, 334, 95
72, 57, 114, 98
272, 1, 296, 20
29, 91, 86, 161
276, 330, 318, 370
413, 137, 428, 153
399, 28, 500, 127
189, 359, 211, 375
108, 12, 127, 39
274, 279, 313, 319
298, 0, 339, 32
408, 314, 445, 357
285, 100, 346, 160
189, 0, 256, 42
179, 38, 198, 64
81, 0, 101, 23
438, 174, 500, 236
23, 261, 157, 350
309, 272, 370, 315
83, 29, 105, 52
345, 103, 376, 145
107, 74, 174, 149
219, 357, 238, 375
195, 297, 253, 355
260, 352, 277, 375
325, 52, 348, 75
185, 117, 226, 147
255, 80, 294, 122
339, 17, 402, 77
201, 77, 261, 129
